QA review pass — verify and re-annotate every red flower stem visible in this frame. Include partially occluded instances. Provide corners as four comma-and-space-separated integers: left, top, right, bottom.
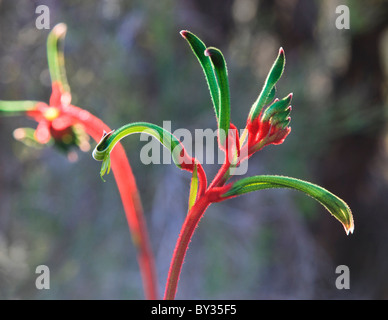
207, 146, 233, 190
164, 161, 233, 299
110, 144, 158, 300
208, 161, 230, 190
196, 162, 207, 197
65, 105, 158, 300
164, 132, 260, 299
165, 131, 250, 299
164, 193, 212, 300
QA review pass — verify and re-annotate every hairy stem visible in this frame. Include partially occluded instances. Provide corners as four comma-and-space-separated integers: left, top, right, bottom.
66, 105, 158, 299
164, 134, 240, 299
164, 194, 212, 300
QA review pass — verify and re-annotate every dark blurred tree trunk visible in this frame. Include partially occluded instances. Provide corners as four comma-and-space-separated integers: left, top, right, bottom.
316, 6, 388, 298
262, 0, 388, 298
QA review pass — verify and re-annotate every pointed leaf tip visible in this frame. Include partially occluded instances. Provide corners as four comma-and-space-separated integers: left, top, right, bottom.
343, 212, 354, 235
181, 30, 221, 122
345, 224, 354, 235
52, 23, 67, 38
180, 30, 188, 38
249, 46, 286, 120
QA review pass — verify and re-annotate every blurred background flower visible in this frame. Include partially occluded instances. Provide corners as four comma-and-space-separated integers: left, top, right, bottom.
0, 0, 387, 299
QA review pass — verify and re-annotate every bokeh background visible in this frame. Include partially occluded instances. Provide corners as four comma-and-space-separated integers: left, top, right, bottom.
0, 0, 387, 299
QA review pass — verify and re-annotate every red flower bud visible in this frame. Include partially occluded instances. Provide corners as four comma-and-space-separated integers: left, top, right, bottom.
246, 94, 292, 155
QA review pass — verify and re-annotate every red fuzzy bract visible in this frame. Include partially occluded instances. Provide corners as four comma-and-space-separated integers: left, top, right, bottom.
25, 82, 80, 146
246, 114, 291, 155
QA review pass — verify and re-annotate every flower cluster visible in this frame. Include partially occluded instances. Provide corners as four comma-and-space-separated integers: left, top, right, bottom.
20, 82, 90, 154
246, 93, 292, 155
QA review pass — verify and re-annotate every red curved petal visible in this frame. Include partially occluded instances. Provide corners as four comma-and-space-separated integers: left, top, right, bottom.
51, 115, 74, 131
49, 82, 64, 107
26, 102, 49, 122
34, 121, 51, 144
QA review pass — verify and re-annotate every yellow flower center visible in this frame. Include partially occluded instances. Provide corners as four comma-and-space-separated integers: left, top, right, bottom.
44, 107, 60, 121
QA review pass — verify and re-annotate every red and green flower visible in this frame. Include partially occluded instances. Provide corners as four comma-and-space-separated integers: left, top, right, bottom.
0, 24, 158, 300
93, 30, 354, 299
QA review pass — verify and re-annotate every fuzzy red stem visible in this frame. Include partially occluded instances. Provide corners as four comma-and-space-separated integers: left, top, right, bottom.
164, 130, 244, 299
208, 162, 230, 190
65, 105, 158, 300
196, 162, 207, 197
164, 194, 212, 300
207, 145, 233, 190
